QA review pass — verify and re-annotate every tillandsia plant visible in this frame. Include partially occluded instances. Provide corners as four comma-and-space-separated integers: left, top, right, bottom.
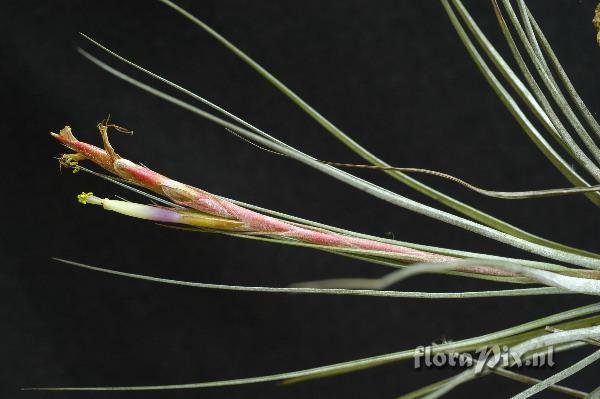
37, 0, 600, 397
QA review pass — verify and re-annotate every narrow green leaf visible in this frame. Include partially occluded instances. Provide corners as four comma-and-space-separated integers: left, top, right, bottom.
526, 5, 600, 142
27, 302, 600, 390
51, 257, 566, 299
510, 351, 600, 398
76, 49, 600, 270
503, 0, 600, 169
147, 0, 600, 257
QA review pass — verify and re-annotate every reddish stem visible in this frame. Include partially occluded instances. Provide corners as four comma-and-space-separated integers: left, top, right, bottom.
52, 125, 515, 277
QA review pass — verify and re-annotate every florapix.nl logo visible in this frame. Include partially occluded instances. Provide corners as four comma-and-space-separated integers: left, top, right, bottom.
414, 344, 555, 374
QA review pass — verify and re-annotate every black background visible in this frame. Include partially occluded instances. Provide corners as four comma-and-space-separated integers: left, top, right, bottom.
3, 1, 600, 397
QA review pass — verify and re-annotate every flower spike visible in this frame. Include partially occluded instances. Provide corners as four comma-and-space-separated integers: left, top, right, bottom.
52, 122, 516, 276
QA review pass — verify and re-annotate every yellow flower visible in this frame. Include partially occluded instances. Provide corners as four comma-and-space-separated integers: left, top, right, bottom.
77, 192, 94, 205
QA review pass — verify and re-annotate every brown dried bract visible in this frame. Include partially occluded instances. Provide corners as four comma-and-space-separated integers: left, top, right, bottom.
593, 3, 600, 46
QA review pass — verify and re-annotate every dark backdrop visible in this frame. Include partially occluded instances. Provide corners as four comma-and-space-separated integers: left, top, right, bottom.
3, 1, 600, 398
